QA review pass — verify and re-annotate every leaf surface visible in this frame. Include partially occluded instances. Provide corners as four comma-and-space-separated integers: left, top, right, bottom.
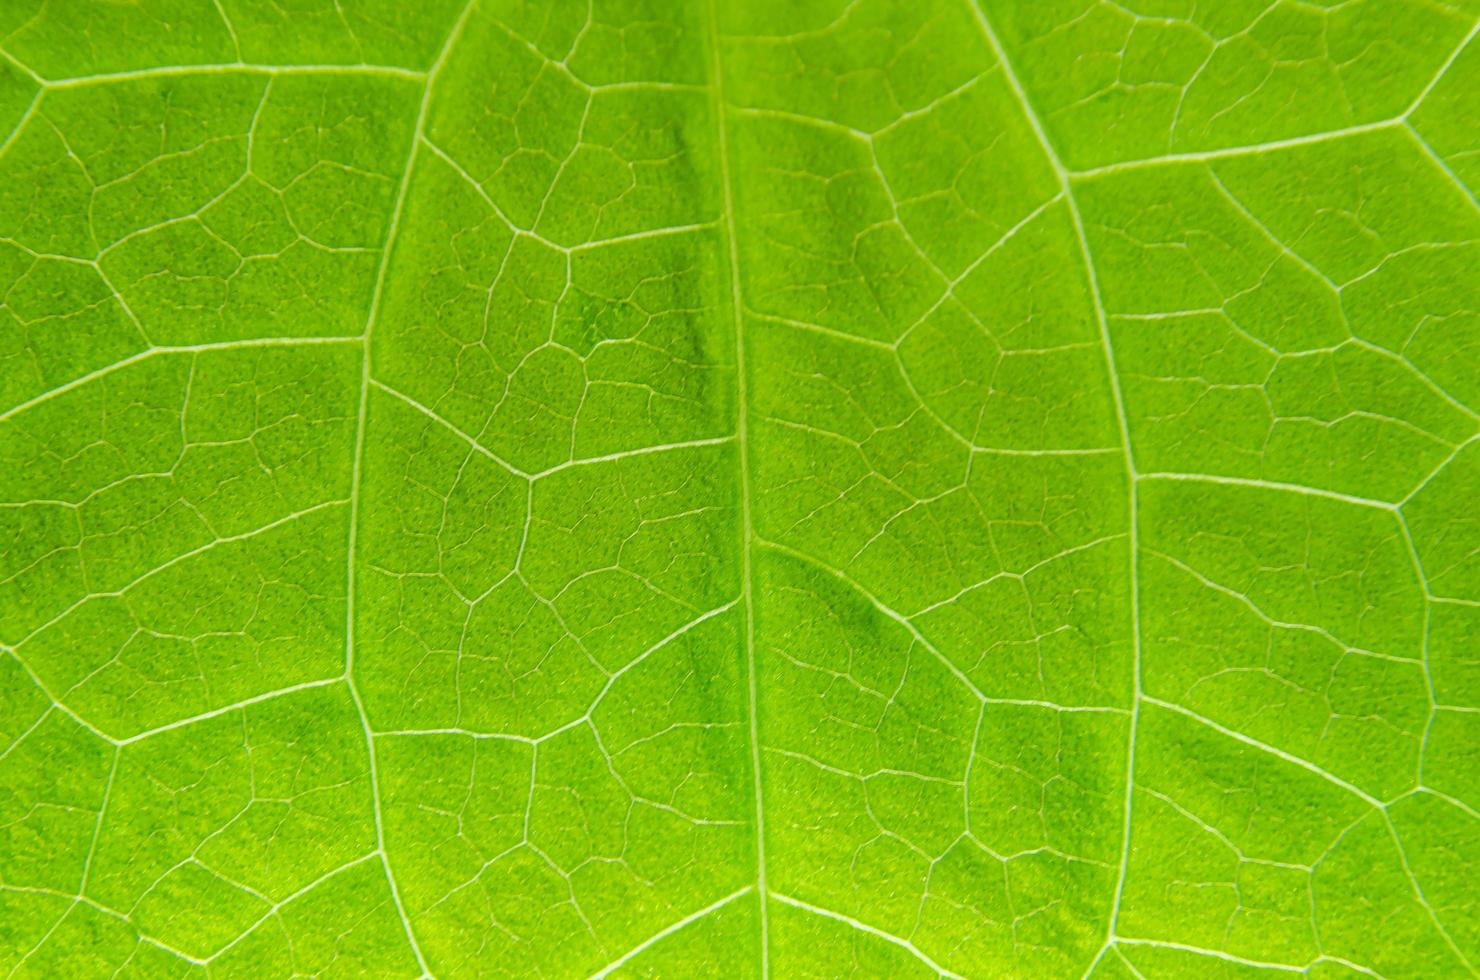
1, 1, 1478, 976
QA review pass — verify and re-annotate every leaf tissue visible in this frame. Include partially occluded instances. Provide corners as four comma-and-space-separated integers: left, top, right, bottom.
1, 0, 1477, 976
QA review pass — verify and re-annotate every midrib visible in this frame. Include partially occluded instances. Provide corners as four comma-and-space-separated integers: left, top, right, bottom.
704, 0, 771, 973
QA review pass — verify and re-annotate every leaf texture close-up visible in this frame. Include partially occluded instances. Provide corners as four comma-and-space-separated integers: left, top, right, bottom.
1, 1, 1478, 977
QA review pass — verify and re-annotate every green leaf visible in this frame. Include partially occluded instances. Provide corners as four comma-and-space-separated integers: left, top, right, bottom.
2, 1, 1477, 976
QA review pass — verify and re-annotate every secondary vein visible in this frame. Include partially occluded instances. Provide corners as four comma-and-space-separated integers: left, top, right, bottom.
962, 0, 1145, 961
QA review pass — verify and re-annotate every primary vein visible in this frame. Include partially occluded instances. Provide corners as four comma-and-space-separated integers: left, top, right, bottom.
705, 1, 771, 972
